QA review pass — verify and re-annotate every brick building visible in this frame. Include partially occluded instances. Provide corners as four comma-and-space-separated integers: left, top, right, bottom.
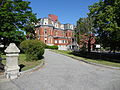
78, 34, 95, 50
35, 14, 75, 50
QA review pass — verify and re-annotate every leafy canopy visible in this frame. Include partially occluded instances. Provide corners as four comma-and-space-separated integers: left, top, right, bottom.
75, 17, 95, 53
0, 0, 37, 46
88, 0, 120, 52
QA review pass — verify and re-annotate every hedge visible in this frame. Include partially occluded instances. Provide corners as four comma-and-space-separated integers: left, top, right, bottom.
46, 45, 58, 49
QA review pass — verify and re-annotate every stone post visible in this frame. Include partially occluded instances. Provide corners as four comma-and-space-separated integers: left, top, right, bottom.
4, 43, 20, 79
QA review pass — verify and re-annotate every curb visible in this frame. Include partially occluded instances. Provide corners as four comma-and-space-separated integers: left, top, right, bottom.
20, 59, 45, 75
69, 55, 120, 70
0, 59, 45, 81
51, 50, 120, 70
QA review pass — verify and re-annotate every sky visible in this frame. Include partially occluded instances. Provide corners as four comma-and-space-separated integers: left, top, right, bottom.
29, 0, 99, 25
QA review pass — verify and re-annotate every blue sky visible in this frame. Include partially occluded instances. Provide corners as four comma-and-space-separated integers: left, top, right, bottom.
29, 0, 99, 25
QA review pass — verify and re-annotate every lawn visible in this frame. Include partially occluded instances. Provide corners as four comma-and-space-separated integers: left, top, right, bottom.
52, 50, 120, 67
1, 54, 43, 71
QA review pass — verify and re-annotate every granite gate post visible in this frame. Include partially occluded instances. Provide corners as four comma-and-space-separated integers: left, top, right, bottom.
4, 43, 20, 79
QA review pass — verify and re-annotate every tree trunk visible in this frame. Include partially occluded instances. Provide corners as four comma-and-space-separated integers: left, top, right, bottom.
88, 39, 91, 53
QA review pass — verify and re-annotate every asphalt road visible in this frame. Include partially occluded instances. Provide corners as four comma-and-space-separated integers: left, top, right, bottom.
0, 49, 120, 90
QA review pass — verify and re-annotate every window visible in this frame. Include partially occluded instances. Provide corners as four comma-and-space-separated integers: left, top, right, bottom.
59, 40, 62, 43
44, 29, 47, 34
62, 40, 64, 43
45, 40, 47, 43
66, 33, 67, 36
55, 40, 57, 43
55, 31, 58, 36
65, 40, 67, 43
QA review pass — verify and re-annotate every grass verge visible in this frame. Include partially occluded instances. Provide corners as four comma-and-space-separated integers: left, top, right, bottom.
51, 50, 120, 67
1, 54, 43, 71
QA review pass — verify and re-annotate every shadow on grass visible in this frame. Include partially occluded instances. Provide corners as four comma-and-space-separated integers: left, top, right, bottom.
38, 56, 44, 60
0, 62, 4, 73
19, 56, 44, 72
69, 51, 120, 63
19, 64, 25, 72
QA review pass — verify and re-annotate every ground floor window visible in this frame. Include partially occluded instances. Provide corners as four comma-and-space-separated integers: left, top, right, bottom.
55, 40, 57, 43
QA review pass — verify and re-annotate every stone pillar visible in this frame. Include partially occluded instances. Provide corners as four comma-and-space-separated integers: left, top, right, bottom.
4, 43, 20, 79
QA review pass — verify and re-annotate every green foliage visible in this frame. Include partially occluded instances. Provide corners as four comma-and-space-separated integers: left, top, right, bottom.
104, 47, 110, 51
0, 0, 37, 46
0, 53, 1, 57
46, 45, 58, 49
80, 43, 87, 52
75, 17, 95, 53
76, 17, 94, 34
88, 0, 120, 52
20, 40, 45, 61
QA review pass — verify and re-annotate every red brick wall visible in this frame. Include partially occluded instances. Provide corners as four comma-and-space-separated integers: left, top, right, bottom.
65, 30, 73, 37
35, 26, 74, 45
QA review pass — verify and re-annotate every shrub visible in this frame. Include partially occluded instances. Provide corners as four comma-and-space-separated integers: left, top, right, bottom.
46, 45, 58, 49
20, 40, 45, 61
105, 47, 110, 51
80, 44, 87, 52
41, 42, 48, 48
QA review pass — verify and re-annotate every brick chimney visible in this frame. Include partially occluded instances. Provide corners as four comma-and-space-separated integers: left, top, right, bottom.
48, 14, 58, 22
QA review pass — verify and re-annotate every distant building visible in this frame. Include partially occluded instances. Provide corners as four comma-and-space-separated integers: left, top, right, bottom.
35, 14, 76, 50
77, 34, 96, 51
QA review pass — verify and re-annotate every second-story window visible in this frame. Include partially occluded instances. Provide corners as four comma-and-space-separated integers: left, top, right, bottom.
66, 33, 67, 37
55, 31, 58, 36
44, 29, 47, 34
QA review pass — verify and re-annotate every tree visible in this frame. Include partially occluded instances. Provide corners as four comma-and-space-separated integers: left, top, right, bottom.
88, 0, 120, 52
0, 0, 37, 46
75, 17, 95, 53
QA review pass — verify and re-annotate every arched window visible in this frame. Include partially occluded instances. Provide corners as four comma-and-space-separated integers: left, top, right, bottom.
44, 29, 47, 34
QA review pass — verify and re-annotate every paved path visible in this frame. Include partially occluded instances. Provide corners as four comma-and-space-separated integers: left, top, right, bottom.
0, 49, 120, 90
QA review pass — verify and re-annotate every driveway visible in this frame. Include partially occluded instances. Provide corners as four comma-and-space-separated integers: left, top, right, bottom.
0, 49, 120, 90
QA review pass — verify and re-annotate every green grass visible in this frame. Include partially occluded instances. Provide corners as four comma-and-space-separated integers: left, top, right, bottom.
52, 50, 120, 67
1, 54, 43, 71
